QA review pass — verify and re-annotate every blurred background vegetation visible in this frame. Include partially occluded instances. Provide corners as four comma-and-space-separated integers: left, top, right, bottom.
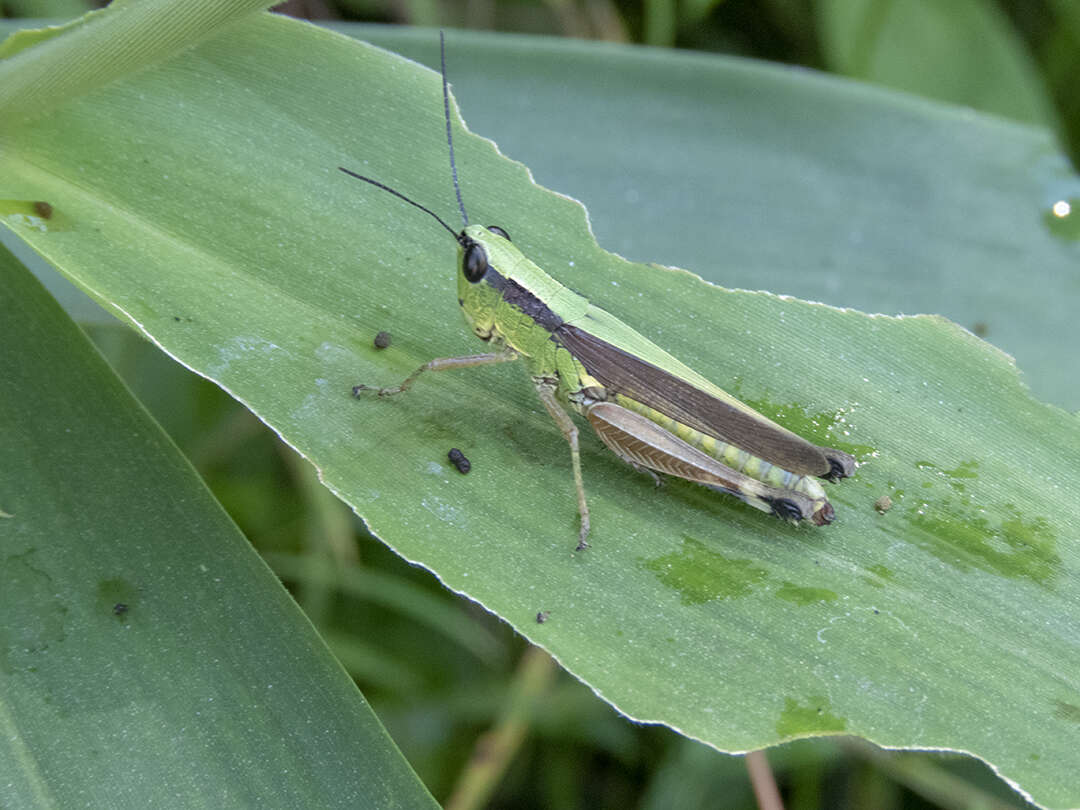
4, 1, 1070, 807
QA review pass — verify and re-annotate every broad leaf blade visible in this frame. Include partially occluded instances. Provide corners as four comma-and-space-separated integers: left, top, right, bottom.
2, 13, 1079, 809
0, 242, 439, 808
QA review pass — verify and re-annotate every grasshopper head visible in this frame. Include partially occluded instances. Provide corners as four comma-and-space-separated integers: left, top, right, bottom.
456, 224, 514, 341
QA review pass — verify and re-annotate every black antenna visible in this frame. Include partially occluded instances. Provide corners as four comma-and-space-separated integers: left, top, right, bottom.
441, 30, 469, 227
338, 167, 461, 241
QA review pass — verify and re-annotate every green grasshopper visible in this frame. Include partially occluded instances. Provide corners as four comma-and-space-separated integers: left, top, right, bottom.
343, 34, 855, 550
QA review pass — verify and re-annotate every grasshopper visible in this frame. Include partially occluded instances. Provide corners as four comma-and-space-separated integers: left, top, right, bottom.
343, 34, 855, 550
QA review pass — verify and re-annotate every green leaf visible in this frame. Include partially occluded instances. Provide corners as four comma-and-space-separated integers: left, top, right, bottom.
0, 0, 276, 126
0, 243, 439, 808
3, 11, 1079, 809
815, 0, 1057, 127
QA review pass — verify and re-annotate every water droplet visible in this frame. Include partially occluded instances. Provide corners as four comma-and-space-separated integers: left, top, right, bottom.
1044, 198, 1080, 242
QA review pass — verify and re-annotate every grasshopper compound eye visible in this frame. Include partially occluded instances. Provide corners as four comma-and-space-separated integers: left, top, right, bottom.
462, 242, 489, 282
486, 225, 511, 241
